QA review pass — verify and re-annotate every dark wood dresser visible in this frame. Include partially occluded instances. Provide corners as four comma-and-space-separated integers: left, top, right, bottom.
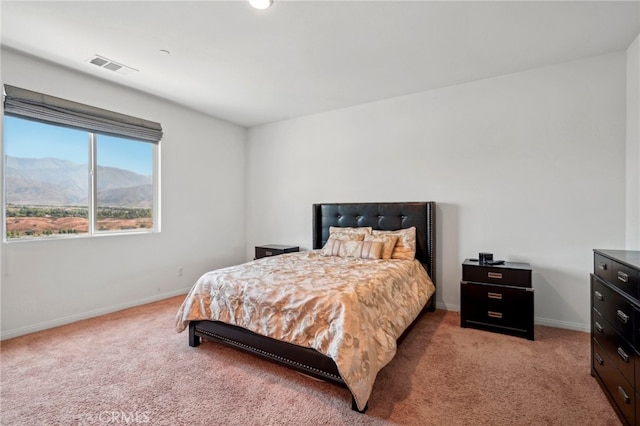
460, 259, 534, 340
591, 249, 640, 426
254, 244, 299, 260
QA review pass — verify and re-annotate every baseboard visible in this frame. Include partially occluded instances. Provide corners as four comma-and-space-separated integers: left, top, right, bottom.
3, 293, 590, 341
435, 302, 459, 311
0, 287, 191, 341
533, 317, 589, 333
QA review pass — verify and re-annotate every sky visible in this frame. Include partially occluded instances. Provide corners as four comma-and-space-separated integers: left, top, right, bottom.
4, 116, 153, 176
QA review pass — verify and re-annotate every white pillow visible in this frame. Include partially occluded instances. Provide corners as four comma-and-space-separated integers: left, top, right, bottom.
321, 233, 365, 256
329, 226, 373, 238
371, 227, 416, 260
338, 240, 383, 260
364, 234, 398, 260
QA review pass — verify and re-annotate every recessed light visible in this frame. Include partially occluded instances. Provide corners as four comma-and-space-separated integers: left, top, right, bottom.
249, 0, 273, 10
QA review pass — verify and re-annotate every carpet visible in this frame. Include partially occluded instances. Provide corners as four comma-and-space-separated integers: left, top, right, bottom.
0, 295, 621, 425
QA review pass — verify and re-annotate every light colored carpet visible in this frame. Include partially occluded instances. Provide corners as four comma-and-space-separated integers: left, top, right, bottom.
0, 295, 621, 425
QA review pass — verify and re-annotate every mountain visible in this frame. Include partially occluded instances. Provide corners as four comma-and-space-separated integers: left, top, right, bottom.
97, 184, 152, 208
95, 165, 151, 192
6, 175, 87, 205
5, 155, 152, 207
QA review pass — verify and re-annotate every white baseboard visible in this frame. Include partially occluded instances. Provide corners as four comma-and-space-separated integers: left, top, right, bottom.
533, 317, 589, 333
436, 302, 460, 311
3, 292, 591, 341
0, 287, 191, 341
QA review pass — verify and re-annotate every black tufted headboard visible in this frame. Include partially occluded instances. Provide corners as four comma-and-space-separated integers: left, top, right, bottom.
312, 202, 436, 285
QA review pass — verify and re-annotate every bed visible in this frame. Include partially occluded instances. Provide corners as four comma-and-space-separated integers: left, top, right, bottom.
176, 201, 436, 412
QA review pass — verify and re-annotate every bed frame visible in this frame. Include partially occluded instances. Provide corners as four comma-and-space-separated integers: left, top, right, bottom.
188, 201, 436, 412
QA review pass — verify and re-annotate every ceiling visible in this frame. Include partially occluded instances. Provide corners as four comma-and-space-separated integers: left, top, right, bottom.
1, 0, 639, 127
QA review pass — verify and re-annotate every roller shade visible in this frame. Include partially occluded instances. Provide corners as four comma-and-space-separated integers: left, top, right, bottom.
3, 84, 163, 143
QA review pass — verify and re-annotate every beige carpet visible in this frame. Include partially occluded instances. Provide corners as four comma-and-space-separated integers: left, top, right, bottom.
0, 296, 620, 425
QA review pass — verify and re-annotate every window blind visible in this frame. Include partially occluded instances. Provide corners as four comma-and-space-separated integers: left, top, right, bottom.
3, 85, 163, 143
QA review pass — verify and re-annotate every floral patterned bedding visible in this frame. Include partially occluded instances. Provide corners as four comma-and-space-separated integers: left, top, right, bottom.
175, 250, 435, 410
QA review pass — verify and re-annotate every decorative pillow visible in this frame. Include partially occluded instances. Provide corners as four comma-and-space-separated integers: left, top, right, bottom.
371, 227, 416, 260
338, 240, 383, 260
329, 226, 373, 237
321, 233, 365, 256
364, 234, 398, 260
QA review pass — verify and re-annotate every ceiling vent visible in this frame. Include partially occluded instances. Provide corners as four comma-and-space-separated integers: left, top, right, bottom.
86, 54, 138, 76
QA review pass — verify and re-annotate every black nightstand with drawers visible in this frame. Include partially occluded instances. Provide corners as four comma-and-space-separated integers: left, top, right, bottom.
591, 249, 640, 426
460, 259, 534, 340
255, 244, 299, 260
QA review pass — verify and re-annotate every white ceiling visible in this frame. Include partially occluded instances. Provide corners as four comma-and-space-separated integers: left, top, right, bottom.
1, 0, 639, 127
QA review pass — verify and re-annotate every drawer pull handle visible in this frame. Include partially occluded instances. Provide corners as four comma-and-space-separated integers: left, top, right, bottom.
487, 272, 502, 279
598, 262, 607, 271
595, 352, 604, 366
595, 321, 604, 333
618, 386, 631, 404
617, 310, 630, 324
487, 311, 502, 319
617, 271, 629, 283
487, 292, 502, 300
265, 251, 273, 256
594, 290, 604, 302
617, 347, 630, 363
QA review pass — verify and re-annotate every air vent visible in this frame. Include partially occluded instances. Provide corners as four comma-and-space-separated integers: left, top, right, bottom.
86, 54, 138, 76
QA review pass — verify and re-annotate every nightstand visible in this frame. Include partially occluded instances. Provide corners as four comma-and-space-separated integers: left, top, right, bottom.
255, 244, 299, 259
460, 259, 534, 340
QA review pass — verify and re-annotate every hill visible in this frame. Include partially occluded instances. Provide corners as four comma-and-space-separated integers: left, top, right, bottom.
5, 155, 152, 208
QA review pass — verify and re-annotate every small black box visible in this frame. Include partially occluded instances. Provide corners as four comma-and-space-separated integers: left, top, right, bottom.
479, 252, 493, 264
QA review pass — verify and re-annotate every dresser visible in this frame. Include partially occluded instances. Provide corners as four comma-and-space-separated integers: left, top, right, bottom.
254, 244, 299, 260
460, 259, 534, 340
591, 249, 640, 426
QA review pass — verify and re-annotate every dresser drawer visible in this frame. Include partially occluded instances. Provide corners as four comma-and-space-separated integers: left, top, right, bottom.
592, 275, 635, 344
592, 308, 635, 386
461, 282, 534, 333
593, 338, 636, 425
595, 251, 640, 299
611, 261, 640, 299
462, 263, 531, 288
594, 253, 614, 284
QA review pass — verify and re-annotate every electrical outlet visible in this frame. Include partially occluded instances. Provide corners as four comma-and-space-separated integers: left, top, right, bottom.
178, 267, 183, 277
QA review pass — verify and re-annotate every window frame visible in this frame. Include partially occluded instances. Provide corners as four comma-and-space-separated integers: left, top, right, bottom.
3, 116, 161, 242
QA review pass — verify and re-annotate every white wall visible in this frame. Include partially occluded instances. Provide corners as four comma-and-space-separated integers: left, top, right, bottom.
627, 34, 640, 250
1, 46, 632, 337
246, 52, 627, 332
0, 48, 247, 339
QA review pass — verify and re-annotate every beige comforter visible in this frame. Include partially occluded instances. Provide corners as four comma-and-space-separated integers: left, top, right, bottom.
175, 250, 435, 410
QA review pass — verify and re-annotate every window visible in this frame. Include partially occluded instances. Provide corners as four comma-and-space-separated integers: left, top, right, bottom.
95, 134, 155, 232
3, 85, 161, 241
